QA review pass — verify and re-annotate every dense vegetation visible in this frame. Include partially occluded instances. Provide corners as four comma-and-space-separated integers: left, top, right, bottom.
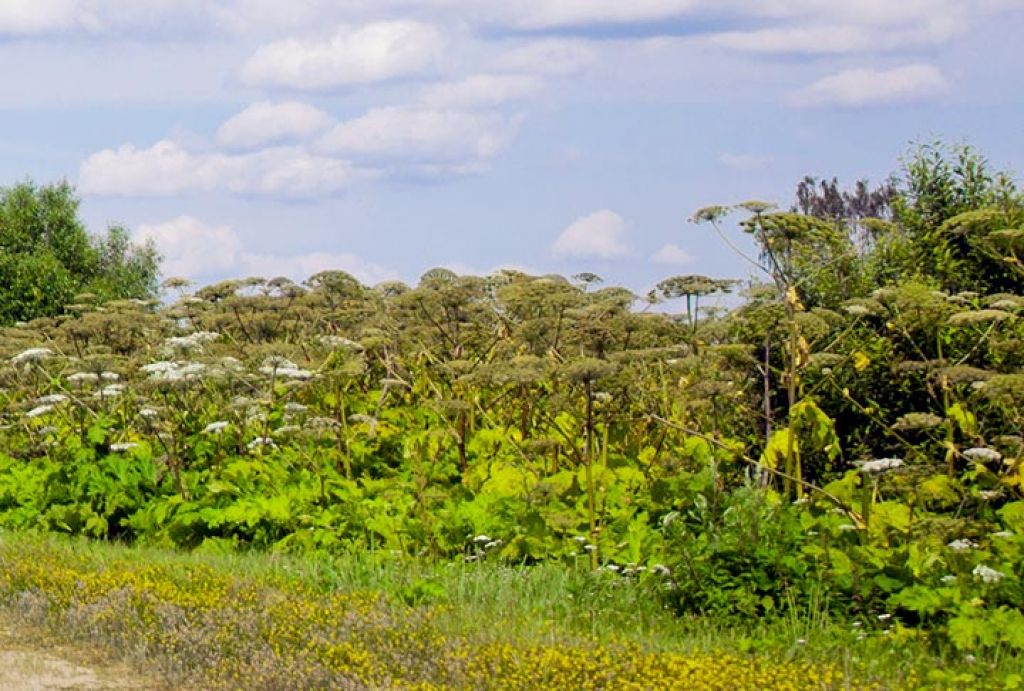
0, 181, 160, 324
0, 142, 1022, 687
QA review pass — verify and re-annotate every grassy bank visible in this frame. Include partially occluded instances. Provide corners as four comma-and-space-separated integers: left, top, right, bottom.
1, 532, 1008, 689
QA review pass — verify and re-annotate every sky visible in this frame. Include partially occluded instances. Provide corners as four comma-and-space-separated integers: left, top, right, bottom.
0, 0, 1022, 296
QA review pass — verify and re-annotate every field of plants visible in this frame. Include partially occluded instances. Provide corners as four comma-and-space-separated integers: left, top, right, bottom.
0, 143, 1022, 688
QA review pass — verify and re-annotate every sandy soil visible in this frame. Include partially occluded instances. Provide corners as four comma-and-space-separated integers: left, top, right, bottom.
0, 623, 163, 690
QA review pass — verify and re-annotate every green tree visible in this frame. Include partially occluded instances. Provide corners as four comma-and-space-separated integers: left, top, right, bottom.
0, 180, 160, 323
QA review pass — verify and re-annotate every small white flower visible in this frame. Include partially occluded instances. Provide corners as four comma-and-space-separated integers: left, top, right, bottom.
484, 540, 502, 550
838, 524, 858, 532
246, 436, 276, 451
652, 564, 672, 577
163, 331, 219, 353
940, 575, 957, 584
26, 404, 54, 418
963, 447, 1002, 463
35, 394, 68, 405
472, 534, 491, 543
992, 531, 1014, 538
141, 361, 178, 375
860, 458, 904, 474
11, 347, 54, 365
110, 442, 138, 452
978, 490, 1003, 501
202, 421, 230, 435
796, 639, 807, 646
284, 402, 308, 413
67, 372, 99, 384
100, 384, 125, 397
138, 408, 159, 419
877, 613, 892, 621
584, 544, 597, 552
972, 564, 1005, 584
100, 371, 120, 381
605, 564, 620, 572
947, 539, 977, 552
844, 304, 871, 317
572, 536, 588, 544
277, 367, 313, 380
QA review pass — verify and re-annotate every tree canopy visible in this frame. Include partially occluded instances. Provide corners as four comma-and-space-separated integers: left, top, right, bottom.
0, 180, 160, 324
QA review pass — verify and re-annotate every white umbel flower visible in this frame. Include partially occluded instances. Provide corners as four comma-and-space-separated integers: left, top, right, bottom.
972, 564, 1005, 584
202, 421, 230, 435
11, 347, 53, 365
859, 458, 903, 474
947, 539, 977, 552
26, 404, 54, 418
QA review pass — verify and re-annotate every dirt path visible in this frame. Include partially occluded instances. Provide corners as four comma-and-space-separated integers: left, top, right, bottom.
0, 623, 162, 690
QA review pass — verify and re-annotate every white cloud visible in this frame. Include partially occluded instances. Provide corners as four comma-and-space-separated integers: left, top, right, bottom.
502, 0, 697, 29
719, 153, 768, 172
710, 18, 960, 54
494, 39, 597, 76
317, 106, 522, 171
240, 251, 397, 284
0, 0, 78, 35
135, 215, 397, 284
789, 64, 948, 108
216, 101, 334, 150
651, 243, 693, 265
552, 210, 629, 259
135, 216, 243, 277
79, 140, 370, 198
240, 20, 446, 90
419, 74, 541, 108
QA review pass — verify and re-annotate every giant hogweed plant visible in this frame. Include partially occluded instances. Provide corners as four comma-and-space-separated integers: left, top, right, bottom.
0, 144, 1023, 674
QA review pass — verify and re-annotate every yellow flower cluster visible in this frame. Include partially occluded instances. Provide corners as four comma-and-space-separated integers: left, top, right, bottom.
0, 540, 876, 690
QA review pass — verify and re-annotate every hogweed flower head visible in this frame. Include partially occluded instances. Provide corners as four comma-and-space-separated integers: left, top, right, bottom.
26, 404, 54, 419
972, 564, 1005, 584
963, 447, 1002, 463
202, 421, 230, 435
859, 458, 903, 474
11, 347, 54, 365
947, 539, 977, 552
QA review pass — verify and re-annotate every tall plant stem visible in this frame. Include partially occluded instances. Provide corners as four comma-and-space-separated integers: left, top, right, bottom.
585, 378, 598, 570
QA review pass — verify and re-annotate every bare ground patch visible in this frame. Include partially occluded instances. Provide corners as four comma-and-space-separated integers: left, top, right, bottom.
0, 622, 165, 690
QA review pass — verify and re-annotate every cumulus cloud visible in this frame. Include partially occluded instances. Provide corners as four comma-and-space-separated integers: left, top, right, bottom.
651, 243, 693, 266
216, 101, 334, 150
240, 20, 446, 90
0, 0, 79, 35
79, 140, 370, 198
316, 106, 522, 172
500, 0, 697, 30
135, 215, 397, 284
788, 64, 948, 108
552, 210, 629, 259
135, 216, 243, 277
419, 74, 541, 108
494, 39, 597, 76
710, 19, 960, 54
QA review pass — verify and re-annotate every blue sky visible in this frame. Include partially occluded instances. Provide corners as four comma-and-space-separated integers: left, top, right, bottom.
0, 1, 1022, 297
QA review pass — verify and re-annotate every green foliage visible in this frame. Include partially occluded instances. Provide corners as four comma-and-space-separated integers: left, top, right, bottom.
0, 142, 1021, 678
0, 181, 160, 324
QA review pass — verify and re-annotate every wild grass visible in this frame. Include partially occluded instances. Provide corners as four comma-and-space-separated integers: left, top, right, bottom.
0, 530, 1011, 689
